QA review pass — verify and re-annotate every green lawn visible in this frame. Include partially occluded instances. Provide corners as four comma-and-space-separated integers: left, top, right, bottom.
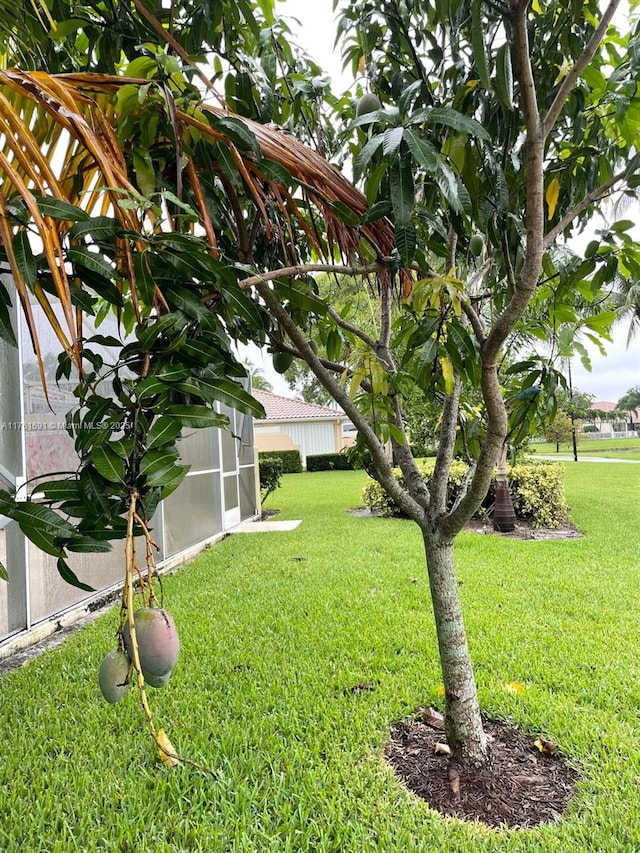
1, 465, 640, 852
531, 436, 640, 459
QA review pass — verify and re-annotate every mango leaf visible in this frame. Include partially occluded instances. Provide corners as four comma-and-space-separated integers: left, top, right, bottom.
146, 416, 182, 449
56, 557, 96, 592
327, 200, 361, 227
12, 502, 77, 539
220, 283, 264, 327
359, 199, 392, 224
139, 448, 180, 478
196, 375, 265, 417
408, 107, 490, 141
471, 0, 492, 91
326, 328, 343, 362
382, 126, 404, 157
12, 231, 37, 288
68, 216, 121, 241
158, 464, 189, 499
66, 537, 113, 554
353, 133, 384, 183
79, 468, 117, 518
91, 445, 126, 484
274, 279, 328, 314
214, 116, 261, 159
404, 130, 461, 211
495, 43, 514, 110
441, 356, 455, 395
67, 246, 116, 281
166, 405, 228, 428
390, 154, 415, 226
546, 177, 560, 221
0, 563, 8, 582
0, 295, 17, 347
133, 252, 156, 305
395, 222, 417, 266
32, 195, 90, 221
418, 337, 439, 370
37, 480, 82, 503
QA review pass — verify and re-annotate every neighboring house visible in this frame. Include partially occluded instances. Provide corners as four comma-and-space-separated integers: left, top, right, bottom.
0, 273, 260, 654
588, 401, 640, 436
253, 390, 347, 467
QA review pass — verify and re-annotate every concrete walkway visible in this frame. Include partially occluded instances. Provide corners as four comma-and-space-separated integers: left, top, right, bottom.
529, 454, 640, 463
233, 519, 302, 533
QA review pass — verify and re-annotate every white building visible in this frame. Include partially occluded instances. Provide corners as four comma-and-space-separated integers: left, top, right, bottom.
253, 390, 347, 467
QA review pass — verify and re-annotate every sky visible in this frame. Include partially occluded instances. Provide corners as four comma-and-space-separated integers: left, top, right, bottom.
243, 0, 639, 404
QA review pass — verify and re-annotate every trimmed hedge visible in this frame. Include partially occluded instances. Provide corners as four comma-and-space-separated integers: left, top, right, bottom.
362, 459, 568, 528
306, 453, 354, 472
258, 449, 303, 474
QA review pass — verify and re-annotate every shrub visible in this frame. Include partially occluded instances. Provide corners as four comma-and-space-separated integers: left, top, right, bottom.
258, 450, 303, 474
362, 459, 469, 518
362, 460, 568, 528
306, 453, 354, 472
508, 463, 569, 528
259, 457, 284, 504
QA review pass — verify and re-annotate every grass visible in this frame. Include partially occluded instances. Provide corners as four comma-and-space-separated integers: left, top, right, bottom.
1, 465, 640, 851
531, 436, 640, 459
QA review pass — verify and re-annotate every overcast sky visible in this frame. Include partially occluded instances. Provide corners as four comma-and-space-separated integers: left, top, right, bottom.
246, 0, 639, 404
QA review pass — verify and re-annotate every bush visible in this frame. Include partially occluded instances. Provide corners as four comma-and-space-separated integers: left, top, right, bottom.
306, 453, 354, 472
362, 460, 568, 528
362, 459, 469, 518
508, 463, 569, 528
259, 457, 284, 504
258, 450, 303, 474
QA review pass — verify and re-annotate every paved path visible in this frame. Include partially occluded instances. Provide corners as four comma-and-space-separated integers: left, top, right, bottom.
529, 454, 640, 463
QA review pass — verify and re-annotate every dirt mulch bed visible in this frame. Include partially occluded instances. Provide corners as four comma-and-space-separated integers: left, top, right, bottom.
385, 714, 579, 828
350, 508, 582, 541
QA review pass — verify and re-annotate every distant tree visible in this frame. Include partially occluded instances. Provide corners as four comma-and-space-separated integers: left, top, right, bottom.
545, 412, 573, 452
616, 387, 640, 428
244, 363, 274, 393
556, 388, 595, 422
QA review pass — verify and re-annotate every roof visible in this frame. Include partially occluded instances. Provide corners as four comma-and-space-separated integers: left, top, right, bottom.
253, 390, 346, 422
590, 401, 640, 418
591, 401, 617, 411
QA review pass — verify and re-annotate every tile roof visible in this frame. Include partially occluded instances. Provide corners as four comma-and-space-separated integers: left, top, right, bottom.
253, 390, 346, 421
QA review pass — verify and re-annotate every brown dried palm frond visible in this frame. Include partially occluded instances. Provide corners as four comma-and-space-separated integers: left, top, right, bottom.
0, 69, 396, 384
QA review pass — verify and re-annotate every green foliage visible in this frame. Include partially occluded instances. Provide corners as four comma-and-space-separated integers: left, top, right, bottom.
362, 459, 470, 518
544, 411, 574, 447
306, 453, 354, 472
259, 457, 284, 504
616, 386, 640, 413
363, 460, 568, 528
258, 450, 303, 474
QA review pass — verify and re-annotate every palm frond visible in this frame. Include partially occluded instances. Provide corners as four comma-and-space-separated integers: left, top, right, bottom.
0, 69, 397, 386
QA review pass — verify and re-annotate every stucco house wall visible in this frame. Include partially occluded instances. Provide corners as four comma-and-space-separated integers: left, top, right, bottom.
253, 390, 346, 467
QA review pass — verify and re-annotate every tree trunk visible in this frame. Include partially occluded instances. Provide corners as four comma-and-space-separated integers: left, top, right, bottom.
422, 529, 489, 771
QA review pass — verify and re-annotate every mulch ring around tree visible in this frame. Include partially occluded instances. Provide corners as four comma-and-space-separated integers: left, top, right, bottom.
350, 508, 582, 541
385, 713, 579, 829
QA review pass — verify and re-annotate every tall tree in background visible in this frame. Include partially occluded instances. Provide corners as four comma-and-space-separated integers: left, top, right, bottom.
0, 0, 639, 783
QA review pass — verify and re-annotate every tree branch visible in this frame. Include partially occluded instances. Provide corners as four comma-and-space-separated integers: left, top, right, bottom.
239, 262, 387, 290
543, 169, 628, 248
256, 281, 426, 524
430, 378, 461, 516
460, 298, 486, 344
327, 305, 378, 351
542, 0, 622, 139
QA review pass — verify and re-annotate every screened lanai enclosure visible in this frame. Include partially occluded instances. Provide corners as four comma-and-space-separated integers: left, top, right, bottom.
0, 274, 259, 647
